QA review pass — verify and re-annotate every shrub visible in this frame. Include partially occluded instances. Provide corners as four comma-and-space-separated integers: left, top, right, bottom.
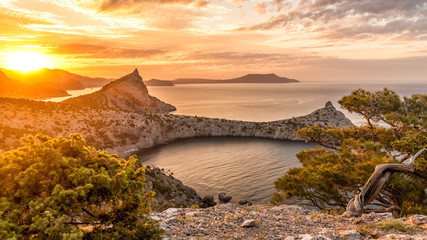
0, 133, 163, 239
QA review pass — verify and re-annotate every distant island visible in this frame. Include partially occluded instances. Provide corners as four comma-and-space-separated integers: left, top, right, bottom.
145, 79, 176, 86
0, 68, 112, 99
145, 73, 298, 86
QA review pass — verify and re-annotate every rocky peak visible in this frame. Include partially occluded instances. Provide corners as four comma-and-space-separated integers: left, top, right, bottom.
63, 69, 176, 113
131, 68, 139, 76
325, 101, 334, 109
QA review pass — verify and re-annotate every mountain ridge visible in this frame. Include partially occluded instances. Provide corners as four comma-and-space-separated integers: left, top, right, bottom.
145, 73, 298, 86
0, 67, 112, 99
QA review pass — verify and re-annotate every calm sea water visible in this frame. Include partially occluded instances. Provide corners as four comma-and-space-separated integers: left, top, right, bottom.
147, 81, 427, 126
45, 81, 427, 203
45, 87, 102, 102
140, 81, 426, 203
139, 138, 317, 203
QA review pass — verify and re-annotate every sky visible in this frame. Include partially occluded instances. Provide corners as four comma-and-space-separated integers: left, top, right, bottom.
0, 0, 426, 81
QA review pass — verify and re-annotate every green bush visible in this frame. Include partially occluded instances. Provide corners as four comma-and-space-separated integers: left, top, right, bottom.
273, 89, 426, 215
0, 133, 163, 239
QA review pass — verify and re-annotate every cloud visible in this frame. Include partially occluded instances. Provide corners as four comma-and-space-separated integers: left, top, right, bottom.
238, 0, 427, 40
0, 3, 61, 27
51, 43, 166, 59
98, 0, 210, 11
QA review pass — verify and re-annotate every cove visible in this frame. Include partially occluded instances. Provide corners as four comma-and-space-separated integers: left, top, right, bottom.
137, 137, 317, 203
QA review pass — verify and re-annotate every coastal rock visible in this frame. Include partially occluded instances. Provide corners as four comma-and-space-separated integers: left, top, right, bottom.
239, 200, 252, 206
201, 195, 216, 208
143, 166, 201, 211
218, 192, 232, 203
184, 186, 198, 197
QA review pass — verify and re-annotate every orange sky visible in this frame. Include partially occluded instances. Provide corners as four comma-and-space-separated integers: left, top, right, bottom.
0, 0, 426, 81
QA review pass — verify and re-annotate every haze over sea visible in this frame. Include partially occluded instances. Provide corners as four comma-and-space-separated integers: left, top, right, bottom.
51, 81, 427, 203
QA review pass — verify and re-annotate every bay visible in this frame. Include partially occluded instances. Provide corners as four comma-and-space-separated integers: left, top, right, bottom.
139, 137, 317, 203
140, 81, 426, 203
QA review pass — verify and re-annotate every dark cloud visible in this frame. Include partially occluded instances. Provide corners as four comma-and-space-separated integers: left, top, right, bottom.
239, 0, 427, 40
51, 43, 166, 58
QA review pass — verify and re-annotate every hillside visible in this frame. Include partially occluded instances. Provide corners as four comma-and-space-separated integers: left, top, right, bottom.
146, 73, 299, 86
0, 69, 69, 99
62, 69, 176, 113
0, 68, 111, 99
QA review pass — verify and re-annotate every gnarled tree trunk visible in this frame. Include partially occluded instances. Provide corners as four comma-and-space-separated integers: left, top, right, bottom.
344, 148, 426, 217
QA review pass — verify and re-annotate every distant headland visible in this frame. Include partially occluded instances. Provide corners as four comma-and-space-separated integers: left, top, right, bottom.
145, 73, 299, 86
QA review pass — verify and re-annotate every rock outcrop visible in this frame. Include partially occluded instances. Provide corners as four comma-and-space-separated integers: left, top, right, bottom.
63, 69, 176, 113
143, 166, 201, 211
218, 193, 232, 203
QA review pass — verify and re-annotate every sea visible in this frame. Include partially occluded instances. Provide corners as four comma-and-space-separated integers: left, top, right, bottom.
47, 81, 427, 203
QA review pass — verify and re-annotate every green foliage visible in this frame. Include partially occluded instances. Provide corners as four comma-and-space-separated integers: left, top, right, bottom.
378, 219, 413, 232
0, 134, 163, 239
273, 89, 426, 214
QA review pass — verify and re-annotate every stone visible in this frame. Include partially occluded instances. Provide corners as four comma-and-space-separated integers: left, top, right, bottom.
339, 230, 362, 240
218, 192, 232, 203
239, 200, 253, 206
371, 230, 380, 239
362, 212, 394, 221
313, 235, 331, 240
201, 195, 216, 208
405, 214, 427, 226
377, 234, 425, 240
241, 219, 256, 228
163, 208, 180, 216
299, 234, 313, 240
185, 211, 198, 217
184, 186, 198, 196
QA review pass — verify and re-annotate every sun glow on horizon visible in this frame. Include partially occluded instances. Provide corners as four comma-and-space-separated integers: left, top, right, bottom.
4, 52, 53, 72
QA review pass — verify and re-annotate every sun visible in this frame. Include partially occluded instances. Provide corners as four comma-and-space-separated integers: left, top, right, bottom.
4, 52, 53, 72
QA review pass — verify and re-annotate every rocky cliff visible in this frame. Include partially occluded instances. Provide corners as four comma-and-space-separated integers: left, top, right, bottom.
63, 69, 176, 114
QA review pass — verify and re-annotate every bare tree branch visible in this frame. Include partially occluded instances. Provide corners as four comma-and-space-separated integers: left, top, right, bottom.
343, 148, 425, 217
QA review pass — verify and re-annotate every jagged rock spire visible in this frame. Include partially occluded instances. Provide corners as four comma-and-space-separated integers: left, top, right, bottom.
132, 68, 139, 76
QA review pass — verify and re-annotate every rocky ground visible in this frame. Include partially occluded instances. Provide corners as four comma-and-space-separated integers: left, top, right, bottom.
151, 204, 427, 240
